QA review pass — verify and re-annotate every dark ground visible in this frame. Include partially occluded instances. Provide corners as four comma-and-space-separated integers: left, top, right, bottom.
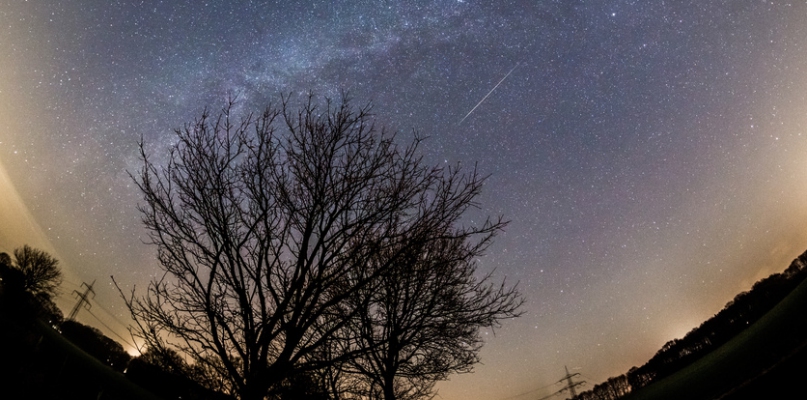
623, 273, 807, 400
718, 340, 807, 400
0, 315, 162, 400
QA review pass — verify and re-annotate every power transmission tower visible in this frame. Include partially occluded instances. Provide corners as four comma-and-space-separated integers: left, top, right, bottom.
559, 366, 585, 399
68, 279, 96, 320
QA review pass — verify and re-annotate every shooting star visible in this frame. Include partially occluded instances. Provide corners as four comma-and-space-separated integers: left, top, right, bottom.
459, 62, 519, 124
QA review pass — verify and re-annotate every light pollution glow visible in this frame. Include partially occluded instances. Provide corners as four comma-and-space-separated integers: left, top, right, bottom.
2, 2, 807, 399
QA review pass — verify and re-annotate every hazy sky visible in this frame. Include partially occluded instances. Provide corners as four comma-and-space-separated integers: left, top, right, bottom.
3, 1, 807, 399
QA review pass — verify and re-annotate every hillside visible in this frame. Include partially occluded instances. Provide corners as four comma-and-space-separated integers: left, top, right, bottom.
573, 249, 807, 400
0, 314, 163, 400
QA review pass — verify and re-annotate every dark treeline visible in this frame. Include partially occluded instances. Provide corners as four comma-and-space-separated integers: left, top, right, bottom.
0, 247, 228, 399
0, 247, 131, 372
572, 249, 807, 400
60, 320, 131, 373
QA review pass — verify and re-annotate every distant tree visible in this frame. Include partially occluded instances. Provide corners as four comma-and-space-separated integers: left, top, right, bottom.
12, 244, 62, 300
128, 347, 235, 400
185, 354, 236, 394
343, 235, 522, 400
275, 371, 330, 400
0, 246, 63, 322
0, 252, 11, 269
0, 251, 18, 290
0, 251, 26, 317
604, 249, 807, 396
136, 346, 189, 376
36, 292, 64, 326
626, 366, 654, 392
782, 250, 807, 280
60, 320, 131, 372
118, 94, 510, 400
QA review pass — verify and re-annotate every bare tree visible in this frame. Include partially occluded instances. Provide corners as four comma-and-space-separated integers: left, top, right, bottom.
12, 244, 62, 300
0, 252, 11, 268
119, 94, 509, 400
340, 233, 522, 400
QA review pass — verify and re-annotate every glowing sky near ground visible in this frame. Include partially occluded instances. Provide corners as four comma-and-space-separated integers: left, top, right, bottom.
2, 1, 807, 398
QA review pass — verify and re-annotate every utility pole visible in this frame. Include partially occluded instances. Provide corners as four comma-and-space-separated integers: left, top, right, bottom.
68, 279, 96, 320
560, 366, 585, 399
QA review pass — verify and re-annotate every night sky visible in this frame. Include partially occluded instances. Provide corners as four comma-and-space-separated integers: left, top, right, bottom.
3, 1, 807, 399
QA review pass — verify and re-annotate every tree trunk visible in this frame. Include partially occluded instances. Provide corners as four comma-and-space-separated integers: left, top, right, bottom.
241, 374, 271, 400
383, 374, 396, 400
241, 384, 266, 400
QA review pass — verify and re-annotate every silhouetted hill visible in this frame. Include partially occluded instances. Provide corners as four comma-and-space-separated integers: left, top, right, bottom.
572, 248, 807, 400
0, 266, 229, 399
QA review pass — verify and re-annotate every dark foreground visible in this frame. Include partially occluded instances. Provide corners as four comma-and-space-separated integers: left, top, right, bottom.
624, 274, 807, 400
718, 340, 807, 400
0, 315, 162, 400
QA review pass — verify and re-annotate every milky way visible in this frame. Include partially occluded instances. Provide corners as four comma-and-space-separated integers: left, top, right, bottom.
3, 2, 807, 399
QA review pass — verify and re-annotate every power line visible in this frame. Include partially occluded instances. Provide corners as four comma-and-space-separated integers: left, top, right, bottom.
495, 366, 587, 400
85, 308, 136, 350
63, 278, 139, 352
496, 380, 564, 400
535, 391, 564, 400
88, 295, 135, 332
62, 279, 83, 289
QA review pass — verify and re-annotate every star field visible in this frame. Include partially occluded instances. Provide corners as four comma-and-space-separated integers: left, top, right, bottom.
2, 1, 807, 399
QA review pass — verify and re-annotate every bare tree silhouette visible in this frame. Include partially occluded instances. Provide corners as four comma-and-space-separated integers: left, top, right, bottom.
338, 235, 522, 400
11, 245, 62, 300
118, 94, 514, 400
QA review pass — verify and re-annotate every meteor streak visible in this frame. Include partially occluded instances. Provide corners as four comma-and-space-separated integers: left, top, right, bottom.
459, 63, 519, 123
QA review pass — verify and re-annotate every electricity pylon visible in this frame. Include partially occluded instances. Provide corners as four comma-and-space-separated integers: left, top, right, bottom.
559, 366, 585, 399
68, 280, 96, 320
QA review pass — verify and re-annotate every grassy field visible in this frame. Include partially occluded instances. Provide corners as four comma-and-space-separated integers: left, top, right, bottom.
622, 275, 807, 400
0, 317, 163, 400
